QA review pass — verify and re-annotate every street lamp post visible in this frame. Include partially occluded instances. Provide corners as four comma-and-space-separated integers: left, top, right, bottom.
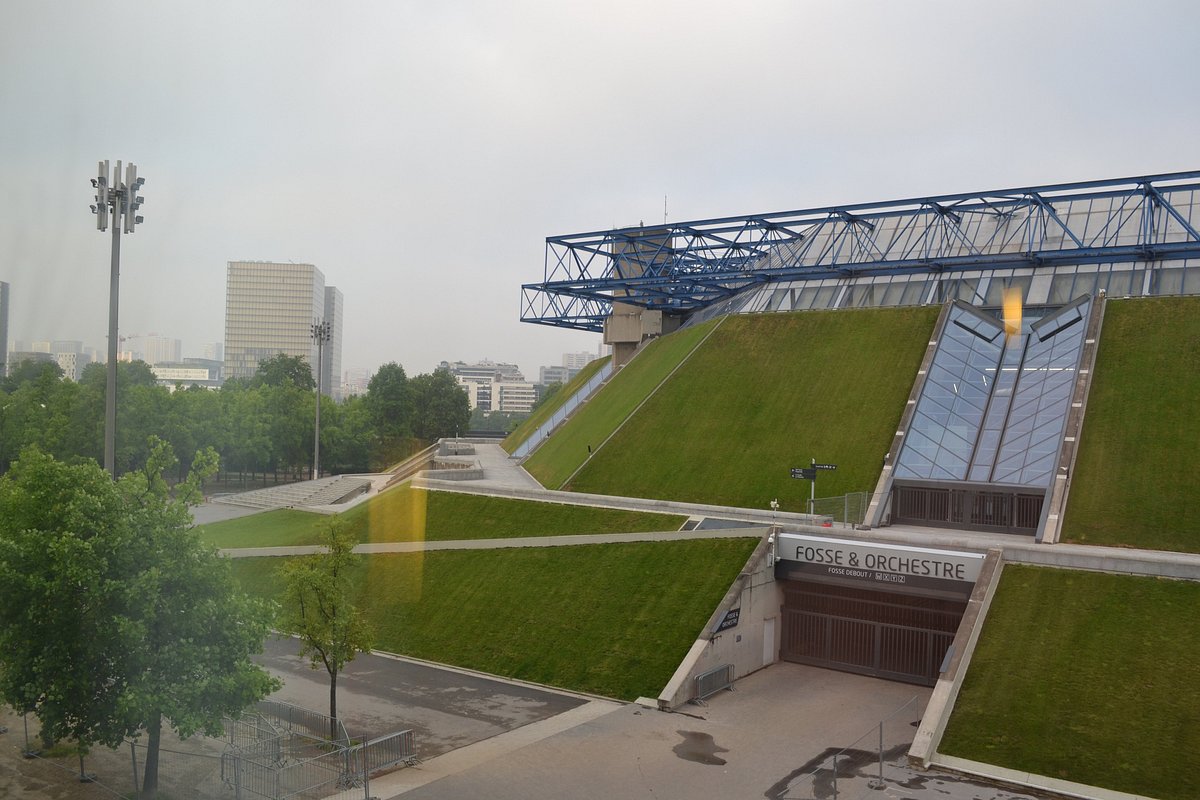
91, 160, 145, 479
311, 319, 331, 480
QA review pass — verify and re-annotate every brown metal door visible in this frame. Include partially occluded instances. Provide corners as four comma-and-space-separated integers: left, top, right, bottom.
781, 581, 966, 686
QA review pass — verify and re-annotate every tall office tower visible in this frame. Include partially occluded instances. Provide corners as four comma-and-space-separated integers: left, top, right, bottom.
322, 286, 343, 400
224, 261, 343, 395
0, 281, 9, 376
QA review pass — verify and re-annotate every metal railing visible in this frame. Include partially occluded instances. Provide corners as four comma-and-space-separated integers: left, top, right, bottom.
343, 729, 418, 798
806, 492, 870, 528
693, 663, 734, 701
510, 360, 614, 459
254, 699, 349, 746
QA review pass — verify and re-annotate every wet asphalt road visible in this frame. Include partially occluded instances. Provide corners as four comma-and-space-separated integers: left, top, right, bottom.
256, 636, 586, 759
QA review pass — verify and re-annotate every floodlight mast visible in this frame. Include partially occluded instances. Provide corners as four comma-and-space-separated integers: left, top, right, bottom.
91, 159, 145, 478
311, 319, 332, 481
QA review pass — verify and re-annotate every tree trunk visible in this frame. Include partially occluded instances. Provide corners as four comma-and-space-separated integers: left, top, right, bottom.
142, 711, 162, 799
329, 670, 339, 742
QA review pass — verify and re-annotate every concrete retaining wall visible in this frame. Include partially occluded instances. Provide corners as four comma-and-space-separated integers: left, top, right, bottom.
909, 548, 1004, 767
658, 529, 782, 710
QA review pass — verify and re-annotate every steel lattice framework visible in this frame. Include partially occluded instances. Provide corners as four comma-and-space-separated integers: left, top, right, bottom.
520, 170, 1200, 332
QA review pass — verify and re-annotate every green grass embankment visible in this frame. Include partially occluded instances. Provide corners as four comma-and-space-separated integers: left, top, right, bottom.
568, 307, 937, 510
1063, 296, 1200, 552
198, 485, 685, 549
523, 319, 721, 489
941, 564, 1200, 800
502, 357, 611, 454
232, 536, 757, 700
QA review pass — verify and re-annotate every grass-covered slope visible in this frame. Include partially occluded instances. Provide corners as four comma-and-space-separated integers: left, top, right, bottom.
941, 565, 1200, 800
198, 485, 685, 549
502, 356, 610, 454
1063, 296, 1200, 552
523, 319, 721, 489
232, 537, 757, 700
567, 307, 938, 509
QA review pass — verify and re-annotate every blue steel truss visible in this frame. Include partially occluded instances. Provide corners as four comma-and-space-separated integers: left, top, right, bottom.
520, 171, 1200, 331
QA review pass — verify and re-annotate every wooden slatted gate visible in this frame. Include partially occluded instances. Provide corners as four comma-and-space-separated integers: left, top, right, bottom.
781, 581, 967, 686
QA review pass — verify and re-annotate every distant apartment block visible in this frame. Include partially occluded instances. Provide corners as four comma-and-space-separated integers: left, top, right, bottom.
538, 365, 574, 385
224, 261, 343, 396
442, 359, 535, 413
562, 351, 596, 370
202, 342, 224, 363
54, 351, 89, 381
152, 358, 222, 391
343, 367, 372, 397
6, 351, 55, 376
495, 380, 536, 413
127, 333, 182, 365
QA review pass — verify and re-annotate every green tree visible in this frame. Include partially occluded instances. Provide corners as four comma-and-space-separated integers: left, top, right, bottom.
365, 362, 413, 466
0, 441, 279, 798
532, 381, 563, 413
262, 383, 314, 478
324, 394, 372, 474
0, 358, 63, 393
253, 353, 316, 391
279, 520, 373, 741
410, 367, 470, 440
365, 362, 411, 435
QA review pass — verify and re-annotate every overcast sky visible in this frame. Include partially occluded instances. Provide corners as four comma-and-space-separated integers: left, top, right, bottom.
2, 1, 1197, 380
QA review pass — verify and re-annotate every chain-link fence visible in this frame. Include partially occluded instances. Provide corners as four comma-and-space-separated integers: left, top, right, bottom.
772, 695, 923, 800
3, 710, 228, 800
2, 701, 416, 800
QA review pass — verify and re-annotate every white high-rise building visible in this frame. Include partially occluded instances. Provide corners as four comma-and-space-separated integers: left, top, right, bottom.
563, 351, 596, 370
127, 333, 181, 365
0, 281, 9, 376
322, 286, 343, 400
223, 261, 343, 396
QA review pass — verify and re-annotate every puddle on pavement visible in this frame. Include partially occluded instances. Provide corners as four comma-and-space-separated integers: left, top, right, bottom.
672, 730, 729, 766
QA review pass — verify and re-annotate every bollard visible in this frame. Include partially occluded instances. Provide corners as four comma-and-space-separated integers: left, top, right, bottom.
131, 741, 141, 798
870, 721, 885, 789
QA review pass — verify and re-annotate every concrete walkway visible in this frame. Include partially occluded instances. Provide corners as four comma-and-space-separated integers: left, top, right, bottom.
351, 663, 1050, 800
205, 440, 1200, 582
219, 526, 770, 558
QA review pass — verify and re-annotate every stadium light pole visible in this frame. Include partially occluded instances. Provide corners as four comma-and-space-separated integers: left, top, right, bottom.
311, 319, 331, 480
91, 160, 145, 478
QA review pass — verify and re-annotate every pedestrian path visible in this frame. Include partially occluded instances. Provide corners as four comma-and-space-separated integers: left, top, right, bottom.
203, 442, 1200, 582
219, 526, 769, 559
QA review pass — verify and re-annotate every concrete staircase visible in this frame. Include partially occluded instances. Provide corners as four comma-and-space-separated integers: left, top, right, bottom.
217, 475, 373, 510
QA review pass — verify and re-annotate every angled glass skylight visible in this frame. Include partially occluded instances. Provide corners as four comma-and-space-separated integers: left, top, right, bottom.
895, 296, 1092, 490
893, 303, 1004, 481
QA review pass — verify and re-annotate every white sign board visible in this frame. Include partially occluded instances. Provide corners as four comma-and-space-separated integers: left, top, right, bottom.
776, 532, 985, 589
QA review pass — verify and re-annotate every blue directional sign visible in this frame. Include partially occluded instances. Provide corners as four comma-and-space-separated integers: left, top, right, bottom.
791, 468, 817, 479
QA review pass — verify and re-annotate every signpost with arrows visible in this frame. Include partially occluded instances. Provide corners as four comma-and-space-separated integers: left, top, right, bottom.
791, 458, 837, 513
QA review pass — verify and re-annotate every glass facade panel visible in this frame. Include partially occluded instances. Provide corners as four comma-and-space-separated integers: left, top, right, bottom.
894, 304, 1004, 481
990, 298, 1090, 486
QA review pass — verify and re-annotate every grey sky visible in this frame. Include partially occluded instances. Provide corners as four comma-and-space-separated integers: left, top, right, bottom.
2, 1, 1197, 380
